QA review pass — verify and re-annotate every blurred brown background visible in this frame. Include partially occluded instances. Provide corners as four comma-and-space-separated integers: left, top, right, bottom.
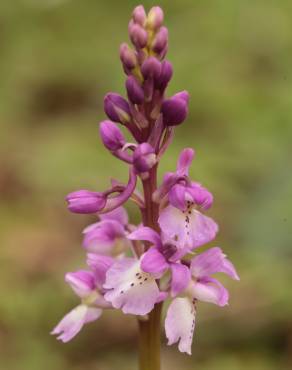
0, 0, 292, 369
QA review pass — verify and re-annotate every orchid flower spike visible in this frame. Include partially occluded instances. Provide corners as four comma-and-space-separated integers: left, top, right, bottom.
53, 6, 239, 367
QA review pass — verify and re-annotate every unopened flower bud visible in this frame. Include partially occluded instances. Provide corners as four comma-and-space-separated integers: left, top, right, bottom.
161, 92, 189, 126
129, 21, 148, 49
155, 60, 173, 90
141, 57, 161, 79
152, 26, 168, 54
104, 93, 131, 124
99, 120, 126, 151
126, 76, 144, 104
133, 143, 156, 173
120, 43, 137, 69
132, 5, 147, 26
66, 190, 106, 214
173, 90, 189, 104
147, 6, 164, 30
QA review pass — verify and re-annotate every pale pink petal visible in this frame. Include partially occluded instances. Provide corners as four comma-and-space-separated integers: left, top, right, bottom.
99, 206, 129, 225
191, 247, 239, 280
103, 258, 160, 315
65, 271, 95, 298
51, 305, 102, 343
83, 220, 125, 251
189, 277, 229, 306
159, 205, 218, 249
141, 247, 169, 276
165, 297, 196, 355
170, 263, 191, 297
83, 220, 127, 255
128, 226, 162, 248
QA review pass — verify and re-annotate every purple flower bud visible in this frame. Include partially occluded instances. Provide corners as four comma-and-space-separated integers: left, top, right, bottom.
104, 93, 131, 124
126, 76, 144, 104
133, 143, 156, 173
66, 190, 106, 214
132, 5, 147, 26
147, 6, 164, 30
155, 60, 173, 90
152, 26, 168, 54
99, 120, 126, 151
129, 20, 148, 49
141, 57, 161, 80
161, 93, 189, 126
173, 90, 189, 104
120, 43, 137, 69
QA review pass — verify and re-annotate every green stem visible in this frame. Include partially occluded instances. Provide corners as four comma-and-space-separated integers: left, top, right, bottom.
139, 165, 162, 370
138, 303, 162, 370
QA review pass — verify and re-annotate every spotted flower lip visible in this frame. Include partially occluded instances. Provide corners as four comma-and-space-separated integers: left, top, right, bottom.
159, 204, 218, 251
165, 247, 239, 355
103, 256, 161, 316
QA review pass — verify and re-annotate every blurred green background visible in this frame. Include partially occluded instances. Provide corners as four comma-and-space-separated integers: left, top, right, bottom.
0, 0, 291, 369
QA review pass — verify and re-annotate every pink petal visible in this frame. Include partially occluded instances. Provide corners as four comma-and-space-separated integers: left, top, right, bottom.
51, 305, 102, 343
83, 220, 127, 255
156, 291, 168, 303
83, 220, 125, 251
128, 226, 162, 248
168, 184, 187, 211
99, 206, 129, 225
165, 297, 196, 355
189, 277, 229, 306
176, 148, 195, 176
86, 254, 114, 288
170, 263, 191, 297
141, 247, 169, 276
65, 270, 95, 298
103, 258, 160, 315
191, 247, 239, 280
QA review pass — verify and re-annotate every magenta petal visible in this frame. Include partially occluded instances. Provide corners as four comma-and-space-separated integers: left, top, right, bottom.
191, 247, 239, 280
170, 263, 191, 297
51, 305, 102, 343
141, 248, 169, 276
86, 254, 114, 288
176, 148, 195, 176
188, 182, 213, 210
165, 297, 195, 355
128, 226, 162, 248
104, 258, 160, 315
65, 270, 95, 298
168, 184, 187, 211
66, 190, 106, 214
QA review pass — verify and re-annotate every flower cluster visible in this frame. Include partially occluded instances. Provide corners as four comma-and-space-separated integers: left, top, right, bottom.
52, 5, 239, 355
